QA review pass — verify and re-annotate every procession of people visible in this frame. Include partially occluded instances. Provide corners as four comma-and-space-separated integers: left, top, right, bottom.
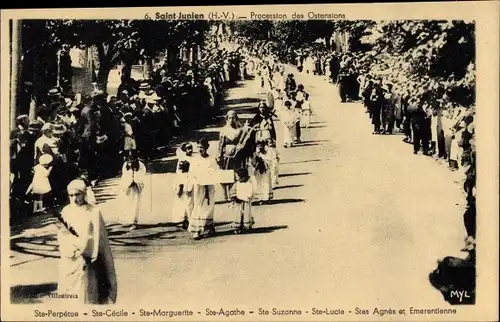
9, 29, 476, 306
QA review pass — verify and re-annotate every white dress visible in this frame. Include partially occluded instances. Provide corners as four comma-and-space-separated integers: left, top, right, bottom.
117, 162, 146, 226
231, 181, 255, 230
32, 164, 52, 194
57, 204, 98, 302
171, 174, 194, 224
267, 147, 280, 188
188, 155, 218, 234
252, 152, 273, 201
301, 100, 312, 127
280, 108, 297, 146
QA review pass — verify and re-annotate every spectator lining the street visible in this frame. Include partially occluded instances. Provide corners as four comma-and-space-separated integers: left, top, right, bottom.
25, 154, 53, 213
121, 113, 137, 160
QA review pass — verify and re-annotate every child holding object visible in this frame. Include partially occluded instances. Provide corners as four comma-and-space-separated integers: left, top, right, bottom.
251, 142, 274, 205
171, 160, 194, 229
25, 154, 53, 213
230, 168, 255, 234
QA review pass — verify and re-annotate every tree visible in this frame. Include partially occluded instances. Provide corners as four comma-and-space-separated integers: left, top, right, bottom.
44, 19, 210, 90
228, 21, 273, 40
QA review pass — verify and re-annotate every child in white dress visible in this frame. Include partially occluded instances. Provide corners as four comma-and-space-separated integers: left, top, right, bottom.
251, 142, 273, 204
26, 154, 53, 213
118, 158, 147, 230
230, 168, 255, 234
301, 93, 313, 128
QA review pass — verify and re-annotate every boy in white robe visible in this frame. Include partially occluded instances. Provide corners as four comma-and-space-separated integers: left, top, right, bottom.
171, 160, 194, 229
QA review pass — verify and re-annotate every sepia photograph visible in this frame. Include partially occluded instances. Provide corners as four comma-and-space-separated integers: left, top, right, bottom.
1, 3, 498, 322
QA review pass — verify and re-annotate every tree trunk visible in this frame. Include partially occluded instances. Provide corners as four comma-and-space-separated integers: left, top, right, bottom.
10, 20, 22, 129
121, 62, 132, 81
96, 44, 112, 92
167, 45, 179, 74
98, 64, 111, 92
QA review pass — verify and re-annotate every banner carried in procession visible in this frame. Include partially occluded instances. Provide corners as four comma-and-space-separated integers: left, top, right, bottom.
176, 170, 235, 186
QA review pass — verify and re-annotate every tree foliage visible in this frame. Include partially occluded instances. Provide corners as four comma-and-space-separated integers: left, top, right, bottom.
22, 19, 210, 90
228, 21, 273, 40
363, 20, 475, 109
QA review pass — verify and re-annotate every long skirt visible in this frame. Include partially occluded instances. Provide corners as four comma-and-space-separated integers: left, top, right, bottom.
57, 256, 89, 302
188, 185, 215, 234
171, 192, 194, 224
270, 158, 279, 189
283, 123, 295, 146
58, 253, 116, 304
253, 170, 273, 201
301, 110, 311, 127
119, 184, 141, 226
231, 200, 254, 230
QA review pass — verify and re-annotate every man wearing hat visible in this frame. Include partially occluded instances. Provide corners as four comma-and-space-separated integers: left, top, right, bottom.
138, 82, 152, 100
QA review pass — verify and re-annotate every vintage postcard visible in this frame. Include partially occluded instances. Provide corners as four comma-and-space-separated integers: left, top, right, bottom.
1, 2, 498, 321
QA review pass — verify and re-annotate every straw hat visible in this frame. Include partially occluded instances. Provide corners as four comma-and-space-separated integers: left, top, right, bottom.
16, 114, 29, 122
64, 98, 73, 108
28, 121, 43, 131
39, 154, 53, 166
52, 123, 67, 135
48, 88, 61, 97
139, 82, 151, 90
41, 123, 53, 132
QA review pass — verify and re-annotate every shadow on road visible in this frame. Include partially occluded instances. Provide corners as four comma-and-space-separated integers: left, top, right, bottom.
305, 125, 327, 129
264, 198, 305, 205
274, 184, 304, 190
204, 224, 289, 239
281, 158, 331, 165
10, 234, 60, 263
224, 97, 261, 106
11, 283, 57, 304
278, 172, 311, 178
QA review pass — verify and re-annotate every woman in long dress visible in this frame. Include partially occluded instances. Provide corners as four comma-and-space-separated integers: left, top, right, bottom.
189, 138, 218, 240
117, 157, 147, 230
218, 110, 244, 201
56, 179, 117, 304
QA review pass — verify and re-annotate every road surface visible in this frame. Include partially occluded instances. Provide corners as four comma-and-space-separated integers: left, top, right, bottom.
10, 67, 467, 311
